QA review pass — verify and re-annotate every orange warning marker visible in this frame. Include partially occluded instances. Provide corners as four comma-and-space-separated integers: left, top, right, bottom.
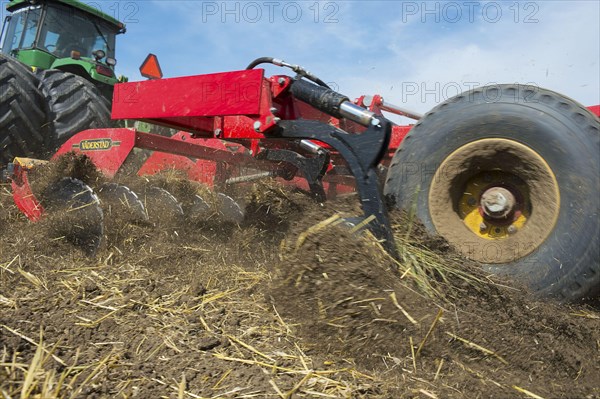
139, 53, 163, 80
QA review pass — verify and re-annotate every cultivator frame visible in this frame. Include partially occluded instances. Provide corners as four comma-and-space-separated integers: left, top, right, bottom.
9, 60, 417, 255
6, 56, 600, 301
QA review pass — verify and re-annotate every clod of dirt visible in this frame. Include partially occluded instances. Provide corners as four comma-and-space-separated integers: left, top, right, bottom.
28, 152, 105, 197
242, 181, 310, 234
269, 211, 600, 398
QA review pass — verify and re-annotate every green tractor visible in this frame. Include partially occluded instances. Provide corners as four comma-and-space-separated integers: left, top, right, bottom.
0, 0, 125, 165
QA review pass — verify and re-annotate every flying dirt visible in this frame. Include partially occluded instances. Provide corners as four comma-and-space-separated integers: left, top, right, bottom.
1, 168, 599, 398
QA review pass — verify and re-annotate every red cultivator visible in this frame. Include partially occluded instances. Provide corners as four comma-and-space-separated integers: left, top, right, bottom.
6, 57, 600, 302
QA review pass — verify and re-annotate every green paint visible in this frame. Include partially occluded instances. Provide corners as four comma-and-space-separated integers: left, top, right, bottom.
6, 0, 125, 30
13, 48, 54, 69
1, 0, 126, 88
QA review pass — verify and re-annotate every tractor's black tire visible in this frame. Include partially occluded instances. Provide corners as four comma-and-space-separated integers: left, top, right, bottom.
38, 70, 111, 150
384, 84, 600, 302
0, 54, 50, 166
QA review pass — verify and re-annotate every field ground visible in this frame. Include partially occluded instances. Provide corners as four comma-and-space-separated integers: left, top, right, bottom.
0, 167, 599, 398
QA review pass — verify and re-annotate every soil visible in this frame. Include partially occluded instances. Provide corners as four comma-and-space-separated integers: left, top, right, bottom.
0, 156, 599, 398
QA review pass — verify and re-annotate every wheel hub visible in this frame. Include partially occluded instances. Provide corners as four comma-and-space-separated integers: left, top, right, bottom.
480, 186, 516, 218
428, 138, 560, 264
459, 172, 528, 240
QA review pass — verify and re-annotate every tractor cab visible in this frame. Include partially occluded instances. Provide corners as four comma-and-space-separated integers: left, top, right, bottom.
0, 0, 125, 85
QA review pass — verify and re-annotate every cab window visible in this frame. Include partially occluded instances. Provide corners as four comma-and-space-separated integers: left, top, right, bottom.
0, 7, 42, 54
39, 5, 116, 59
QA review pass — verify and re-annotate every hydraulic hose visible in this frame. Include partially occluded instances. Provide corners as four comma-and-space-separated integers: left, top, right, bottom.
245, 57, 330, 88
291, 78, 348, 117
291, 79, 381, 127
246, 57, 381, 126
245, 57, 276, 70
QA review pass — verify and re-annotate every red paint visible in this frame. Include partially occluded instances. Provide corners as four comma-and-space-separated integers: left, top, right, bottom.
11, 165, 44, 222
54, 128, 137, 178
112, 69, 265, 122
388, 125, 412, 155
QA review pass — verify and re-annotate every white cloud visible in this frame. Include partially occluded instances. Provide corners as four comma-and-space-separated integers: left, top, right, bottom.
116, 0, 599, 119
333, 1, 600, 114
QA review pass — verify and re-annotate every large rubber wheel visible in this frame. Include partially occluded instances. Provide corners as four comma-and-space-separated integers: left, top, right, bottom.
0, 54, 50, 165
38, 70, 111, 149
385, 84, 599, 302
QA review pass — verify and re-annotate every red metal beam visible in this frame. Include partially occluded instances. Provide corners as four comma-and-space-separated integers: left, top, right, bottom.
112, 69, 265, 121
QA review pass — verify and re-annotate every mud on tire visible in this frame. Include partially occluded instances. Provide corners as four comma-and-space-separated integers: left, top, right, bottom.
384, 84, 600, 302
0, 54, 50, 165
38, 70, 111, 150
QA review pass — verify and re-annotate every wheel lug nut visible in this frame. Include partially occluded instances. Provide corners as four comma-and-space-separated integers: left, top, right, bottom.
507, 225, 518, 235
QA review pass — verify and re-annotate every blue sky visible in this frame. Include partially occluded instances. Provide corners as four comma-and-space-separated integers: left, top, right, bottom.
104, 0, 598, 114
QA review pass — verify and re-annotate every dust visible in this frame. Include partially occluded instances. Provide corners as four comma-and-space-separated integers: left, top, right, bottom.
28, 152, 105, 196
0, 156, 598, 398
270, 213, 600, 398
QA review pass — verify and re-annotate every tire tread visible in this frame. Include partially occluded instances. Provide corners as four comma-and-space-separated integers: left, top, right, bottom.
0, 54, 50, 165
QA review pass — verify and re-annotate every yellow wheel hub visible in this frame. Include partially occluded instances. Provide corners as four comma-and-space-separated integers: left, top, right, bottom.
428, 138, 560, 264
459, 171, 529, 239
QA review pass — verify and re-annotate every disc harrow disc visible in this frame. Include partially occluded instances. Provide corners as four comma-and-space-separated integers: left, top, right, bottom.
97, 183, 148, 223
140, 186, 184, 227
42, 177, 104, 256
216, 193, 245, 224
183, 194, 212, 223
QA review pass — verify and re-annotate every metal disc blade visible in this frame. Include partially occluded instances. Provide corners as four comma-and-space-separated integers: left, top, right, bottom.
184, 194, 211, 223
42, 177, 104, 256
140, 186, 184, 226
216, 193, 245, 224
97, 183, 148, 223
